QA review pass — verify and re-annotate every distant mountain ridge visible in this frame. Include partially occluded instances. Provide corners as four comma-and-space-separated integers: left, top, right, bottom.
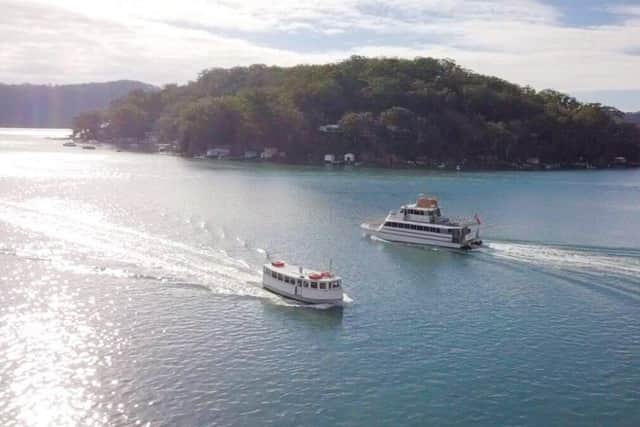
0, 80, 156, 128
625, 112, 640, 125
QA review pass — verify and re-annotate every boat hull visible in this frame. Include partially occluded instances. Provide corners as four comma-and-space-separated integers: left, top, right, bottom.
262, 275, 343, 305
361, 223, 482, 250
263, 284, 342, 305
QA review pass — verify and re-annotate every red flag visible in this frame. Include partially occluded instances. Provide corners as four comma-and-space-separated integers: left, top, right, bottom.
474, 214, 482, 225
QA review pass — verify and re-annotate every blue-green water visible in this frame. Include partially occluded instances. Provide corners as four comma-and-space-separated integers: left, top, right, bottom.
1, 129, 639, 426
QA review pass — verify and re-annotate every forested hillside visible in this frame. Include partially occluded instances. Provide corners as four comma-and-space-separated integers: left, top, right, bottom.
73, 57, 640, 167
0, 80, 155, 128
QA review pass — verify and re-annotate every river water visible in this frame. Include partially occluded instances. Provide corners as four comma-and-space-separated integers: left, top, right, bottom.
1, 128, 639, 426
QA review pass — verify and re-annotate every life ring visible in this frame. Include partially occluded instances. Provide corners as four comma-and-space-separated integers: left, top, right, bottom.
271, 260, 285, 267
308, 273, 322, 280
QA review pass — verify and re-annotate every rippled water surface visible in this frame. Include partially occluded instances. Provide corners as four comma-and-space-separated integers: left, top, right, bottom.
1, 128, 639, 426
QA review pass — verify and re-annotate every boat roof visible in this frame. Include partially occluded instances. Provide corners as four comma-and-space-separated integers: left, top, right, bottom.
404, 203, 438, 211
264, 262, 342, 282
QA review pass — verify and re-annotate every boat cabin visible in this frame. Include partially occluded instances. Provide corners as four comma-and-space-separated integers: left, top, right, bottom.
397, 195, 444, 224
263, 262, 342, 291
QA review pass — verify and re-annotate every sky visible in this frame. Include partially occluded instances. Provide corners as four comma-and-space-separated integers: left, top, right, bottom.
1, 0, 640, 111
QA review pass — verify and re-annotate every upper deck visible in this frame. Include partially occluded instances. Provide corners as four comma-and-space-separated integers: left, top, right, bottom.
386, 194, 479, 228
263, 261, 342, 284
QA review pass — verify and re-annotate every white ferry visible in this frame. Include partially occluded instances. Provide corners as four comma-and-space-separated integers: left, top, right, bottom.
262, 260, 344, 305
361, 194, 483, 250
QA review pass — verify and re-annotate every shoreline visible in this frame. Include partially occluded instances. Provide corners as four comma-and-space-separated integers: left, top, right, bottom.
67, 138, 640, 172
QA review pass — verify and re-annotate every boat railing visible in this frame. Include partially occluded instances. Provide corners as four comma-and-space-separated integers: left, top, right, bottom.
446, 216, 480, 227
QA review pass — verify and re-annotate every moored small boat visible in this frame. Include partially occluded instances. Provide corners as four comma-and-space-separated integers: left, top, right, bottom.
82, 145, 96, 150
62, 142, 77, 147
262, 260, 343, 305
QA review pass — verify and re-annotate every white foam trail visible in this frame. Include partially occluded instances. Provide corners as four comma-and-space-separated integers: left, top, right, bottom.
487, 241, 640, 279
0, 199, 270, 300
1, 198, 353, 309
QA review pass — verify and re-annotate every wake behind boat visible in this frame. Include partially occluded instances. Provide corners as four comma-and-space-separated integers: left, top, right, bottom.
361, 194, 483, 250
262, 260, 343, 305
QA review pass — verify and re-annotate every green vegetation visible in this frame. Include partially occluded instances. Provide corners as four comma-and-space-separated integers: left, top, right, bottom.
73, 56, 640, 167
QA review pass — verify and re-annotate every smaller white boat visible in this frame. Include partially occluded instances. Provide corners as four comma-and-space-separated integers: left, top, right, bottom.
262, 260, 343, 305
62, 142, 77, 147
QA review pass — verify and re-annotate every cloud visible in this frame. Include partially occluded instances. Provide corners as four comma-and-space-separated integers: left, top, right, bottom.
1, 0, 640, 109
608, 4, 640, 17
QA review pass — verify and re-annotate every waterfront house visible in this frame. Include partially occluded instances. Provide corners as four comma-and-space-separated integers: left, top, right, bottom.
344, 153, 356, 164
261, 147, 279, 160
206, 146, 231, 158
244, 150, 258, 159
318, 124, 341, 133
526, 157, 540, 166
324, 154, 336, 164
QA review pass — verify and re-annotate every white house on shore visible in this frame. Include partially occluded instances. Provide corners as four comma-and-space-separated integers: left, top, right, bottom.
526, 157, 540, 166
324, 154, 336, 164
344, 153, 356, 164
206, 146, 231, 158
244, 150, 258, 159
318, 124, 341, 133
261, 147, 281, 160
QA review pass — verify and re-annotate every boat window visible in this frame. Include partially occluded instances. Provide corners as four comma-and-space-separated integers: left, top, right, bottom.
284, 276, 289, 283
303, 281, 309, 288
311, 282, 318, 289
297, 279, 302, 285
277, 273, 283, 281
271, 271, 277, 278
320, 283, 326, 290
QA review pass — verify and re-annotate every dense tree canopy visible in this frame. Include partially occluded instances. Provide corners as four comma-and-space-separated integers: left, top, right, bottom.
73, 57, 640, 167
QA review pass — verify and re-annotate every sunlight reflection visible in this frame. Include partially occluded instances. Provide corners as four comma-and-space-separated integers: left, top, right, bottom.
1, 280, 104, 426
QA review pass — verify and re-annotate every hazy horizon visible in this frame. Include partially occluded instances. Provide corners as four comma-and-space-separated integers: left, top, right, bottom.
2, 0, 640, 111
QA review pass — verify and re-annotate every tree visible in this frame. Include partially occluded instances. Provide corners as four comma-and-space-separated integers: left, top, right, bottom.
71, 56, 640, 166
72, 111, 102, 140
